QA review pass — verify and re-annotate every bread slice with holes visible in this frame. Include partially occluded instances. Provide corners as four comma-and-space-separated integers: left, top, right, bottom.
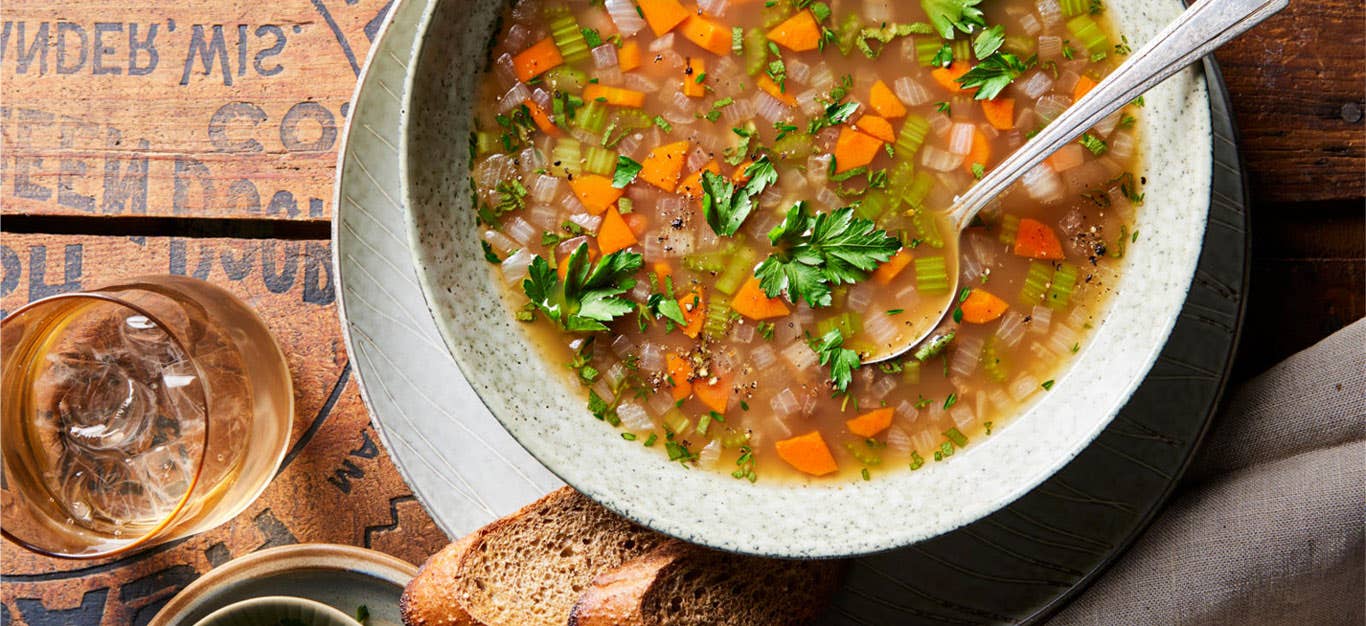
399, 487, 668, 626
568, 540, 844, 626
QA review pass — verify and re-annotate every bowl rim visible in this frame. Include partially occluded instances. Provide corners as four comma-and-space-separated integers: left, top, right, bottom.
396, 0, 1212, 558
192, 596, 358, 626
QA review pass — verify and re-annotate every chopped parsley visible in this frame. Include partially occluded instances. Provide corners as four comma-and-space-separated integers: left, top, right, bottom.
702, 157, 778, 237
755, 204, 902, 307
481, 241, 503, 263
653, 115, 673, 132
581, 27, 603, 47
921, 0, 985, 39
612, 155, 643, 188
812, 327, 861, 393
756, 321, 776, 340
1079, 133, 1107, 155
522, 243, 642, 332
957, 52, 1031, 100
931, 43, 955, 67
1041, 379, 1055, 390
972, 24, 1005, 59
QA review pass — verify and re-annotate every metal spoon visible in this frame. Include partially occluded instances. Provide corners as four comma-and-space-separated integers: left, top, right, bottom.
862, 0, 1287, 364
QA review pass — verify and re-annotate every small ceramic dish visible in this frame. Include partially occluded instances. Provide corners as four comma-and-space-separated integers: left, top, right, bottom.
193, 596, 358, 626
149, 544, 417, 626
399, 0, 1210, 558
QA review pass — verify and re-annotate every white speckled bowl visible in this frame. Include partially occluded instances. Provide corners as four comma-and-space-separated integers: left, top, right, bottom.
400, 1, 1209, 557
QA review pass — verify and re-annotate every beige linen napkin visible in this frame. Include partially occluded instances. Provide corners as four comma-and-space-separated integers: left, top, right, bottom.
1051, 318, 1365, 624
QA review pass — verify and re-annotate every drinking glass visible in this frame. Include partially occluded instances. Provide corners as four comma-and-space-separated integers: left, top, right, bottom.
2, 276, 293, 558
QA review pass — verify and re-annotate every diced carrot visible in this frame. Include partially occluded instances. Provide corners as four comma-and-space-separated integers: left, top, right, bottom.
1013, 218, 1066, 260
653, 261, 674, 284
678, 160, 721, 198
683, 57, 707, 97
666, 353, 693, 401
568, 174, 623, 215
638, 140, 690, 192
694, 372, 731, 413
623, 212, 649, 237
833, 127, 884, 173
637, 0, 690, 36
774, 431, 839, 476
846, 407, 894, 438
730, 277, 791, 320
680, 14, 732, 56
583, 84, 646, 108
756, 74, 797, 106
930, 61, 972, 94
523, 99, 563, 137
618, 40, 642, 72
1073, 75, 1097, 102
512, 37, 564, 82
869, 79, 907, 119
981, 97, 1015, 130
963, 128, 991, 173
766, 10, 821, 52
960, 289, 1009, 324
597, 206, 638, 254
854, 115, 896, 143
870, 250, 913, 285
678, 287, 706, 339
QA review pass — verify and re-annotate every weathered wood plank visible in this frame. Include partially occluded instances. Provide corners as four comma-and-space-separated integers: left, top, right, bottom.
0, 234, 449, 624
0, 0, 390, 220
1214, 0, 1364, 203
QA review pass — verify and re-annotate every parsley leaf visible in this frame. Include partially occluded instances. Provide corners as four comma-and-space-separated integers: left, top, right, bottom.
523, 243, 643, 332
755, 204, 902, 307
813, 327, 861, 393
481, 241, 503, 263
613, 156, 643, 188
957, 52, 1030, 100
921, 0, 985, 39
931, 43, 954, 67
702, 156, 778, 237
972, 24, 1005, 59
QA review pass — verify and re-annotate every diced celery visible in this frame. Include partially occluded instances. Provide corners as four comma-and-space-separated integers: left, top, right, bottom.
817, 312, 863, 340
914, 256, 949, 294
1004, 35, 1035, 56
583, 145, 617, 176
703, 297, 734, 339
551, 138, 583, 176
901, 171, 935, 211
663, 408, 689, 436
474, 131, 499, 157
913, 208, 944, 248
855, 191, 890, 220
1018, 261, 1053, 305
836, 13, 863, 55
895, 115, 931, 162
843, 440, 883, 466
683, 250, 729, 273
1060, 0, 1089, 17
549, 14, 590, 64
981, 336, 1007, 382
715, 246, 757, 295
720, 429, 751, 448
951, 39, 970, 63
915, 37, 943, 66
1046, 263, 1080, 309
886, 161, 916, 210
762, 3, 793, 28
744, 28, 768, 76
543, 66, 588, 93
575, 100, 609, 134
1066, 15, 1110, 55
999, 214, 1020, 245
771, 132, 815, 161
902, 360, 921, 384
830, 286, 849, 308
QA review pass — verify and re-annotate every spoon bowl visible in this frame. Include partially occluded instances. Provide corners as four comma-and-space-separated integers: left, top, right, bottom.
864, 0, 1287, 364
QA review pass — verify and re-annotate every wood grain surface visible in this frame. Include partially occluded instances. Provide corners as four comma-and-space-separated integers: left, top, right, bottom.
0, 234, 449, 624
0, 0, 1361, 622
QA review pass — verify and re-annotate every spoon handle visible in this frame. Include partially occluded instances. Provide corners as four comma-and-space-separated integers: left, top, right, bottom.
947, 0, 1288, 230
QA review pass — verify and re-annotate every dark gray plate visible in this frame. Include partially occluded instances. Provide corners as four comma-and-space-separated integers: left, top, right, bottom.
822, 56, 1248, 624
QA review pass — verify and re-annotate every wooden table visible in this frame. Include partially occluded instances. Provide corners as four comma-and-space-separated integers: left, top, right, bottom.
1, 0, 1360, 622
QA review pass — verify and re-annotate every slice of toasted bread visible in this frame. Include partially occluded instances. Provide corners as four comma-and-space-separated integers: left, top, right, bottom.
400, 487, 667, 626
568, 540, 844, 626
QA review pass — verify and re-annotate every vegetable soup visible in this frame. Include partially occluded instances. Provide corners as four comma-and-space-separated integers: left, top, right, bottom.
471, 0, 1145, 481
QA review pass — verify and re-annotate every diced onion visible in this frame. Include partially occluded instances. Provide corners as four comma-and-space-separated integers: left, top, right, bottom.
1019, 12, 1043, 35
611, 334, 635, 358
721, 95, 757, 125
494, 53, 518, 88
951, 335, 984, 378
1017, 71, 1054, 101
504, 216, 537, 246
870, 375, 896, 400
753, 92, 792, 124
770, 387, 800, 416
624, 73, 660, 92
1037, 35, 1063, 60
1037, 0, 1063, 26
864, 0, 894, 24
780, 341, 819, 373
886, 425, 913, 455
499, 248, 533, 284
862, 311, 899, 346
921, 145, 966, 172
1109, 131, 1136, 160
1050, 144, 1086, 171
482, 229, 519, 256
686, 146, 711, 172
996, 311, 1028, 347
785, 57, 811, 84
591, 43, 618, 69
529, 174, 561, 203
1035, 94, 1072, 122
893, 76, 932, 106
1021, 162, 1065, 202
498, 82, 531, 114
524, 204, 558, 230
948, 123, 975, 155
1030, 305, 1053, 333
604, 0, 646, 36
568, 213, 602, 233
617, 402, 652, 431
751, 344, 777, 369
649, 33, 675, 52
638, 343, 665, 372
731, 321, 756, 344
950, 404, 975, 429
1008, 375, 1040, 402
